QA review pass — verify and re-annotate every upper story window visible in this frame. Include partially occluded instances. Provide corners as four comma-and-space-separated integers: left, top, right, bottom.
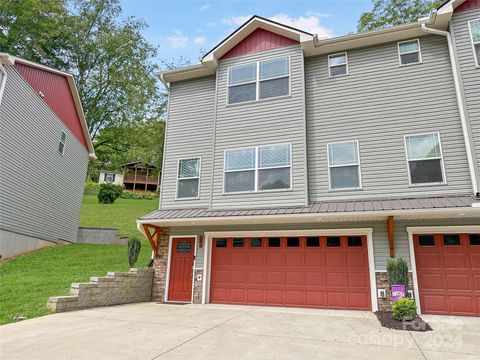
177, 158, 200, 199
227, 56, 290, 105
105, 173, 115, 183
469, 19, 480, 66
398, 39, 421, 65
404, 132, 445, 185
328, 53, 348, 77
327, 140, 361, 190
224, 143, 291, 193
58, 130, 67, 155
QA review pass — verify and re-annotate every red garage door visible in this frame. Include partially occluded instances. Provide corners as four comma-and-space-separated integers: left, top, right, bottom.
210, 236, 371, 310
414, 233, 480, 316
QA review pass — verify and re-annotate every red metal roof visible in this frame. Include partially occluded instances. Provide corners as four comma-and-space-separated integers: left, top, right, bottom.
455, 0, 480, 12
14, 62, 88, 150
221, 28, 298, 60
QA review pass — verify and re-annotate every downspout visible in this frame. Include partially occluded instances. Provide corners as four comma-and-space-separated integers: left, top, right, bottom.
0, 62, 7, 107
421, 23, 479, 196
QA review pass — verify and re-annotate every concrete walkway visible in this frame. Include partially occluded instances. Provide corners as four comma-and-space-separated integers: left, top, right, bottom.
1, 303, 479, 359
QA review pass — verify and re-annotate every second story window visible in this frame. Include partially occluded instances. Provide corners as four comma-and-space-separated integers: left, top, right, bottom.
398, 39, 421, 65
227, 56, 290, 105
328, 53, 348, 77
177, 158, 200, 199
58, 130, 67, 155
224, 143, 291, 193
327, 140, 361, 190
469, 19, 480, 66
404, 133, 445, 185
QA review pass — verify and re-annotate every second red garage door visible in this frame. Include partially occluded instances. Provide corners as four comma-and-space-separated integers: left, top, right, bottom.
210, 235, 371, 310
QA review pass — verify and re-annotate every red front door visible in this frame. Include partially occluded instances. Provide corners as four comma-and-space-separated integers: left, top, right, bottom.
168, 237, 195, 302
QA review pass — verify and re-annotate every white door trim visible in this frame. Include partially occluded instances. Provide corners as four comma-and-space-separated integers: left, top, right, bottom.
165, 235, 198, 303
202, 228, 377, 311
406, 225, 480, 315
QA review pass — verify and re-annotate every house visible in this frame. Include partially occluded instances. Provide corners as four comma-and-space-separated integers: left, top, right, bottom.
138, 0, 480, 316
0, 54, 95, 259
99, 162, 160, 192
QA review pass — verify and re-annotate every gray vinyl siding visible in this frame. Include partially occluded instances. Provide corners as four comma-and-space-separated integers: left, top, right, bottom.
451, 8, 480, 187
0, 66, 88, 242
306, 35, 473, 201
160, 76, 216, 209
210, 45, 308, 209
170, 218, 480, 271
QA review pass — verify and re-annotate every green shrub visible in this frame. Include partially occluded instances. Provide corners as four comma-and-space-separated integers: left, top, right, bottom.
84, 178, 100, 195
386, 257, 409, 286
120, 191, 159, 200
127, 237, 142, 268
97, 184, 123, 204
392, 298, 416, 321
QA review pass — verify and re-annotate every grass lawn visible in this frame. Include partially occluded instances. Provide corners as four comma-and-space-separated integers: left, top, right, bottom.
0, 195, 158, 325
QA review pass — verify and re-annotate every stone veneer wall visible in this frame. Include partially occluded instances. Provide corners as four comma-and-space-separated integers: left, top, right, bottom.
193, 269, 204, 304
152, 229, 170, 302
375, 272, 414, 311
48, 268, 153, 312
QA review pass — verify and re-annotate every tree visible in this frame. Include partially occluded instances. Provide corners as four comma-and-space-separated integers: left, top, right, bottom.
358, 0, 442, 32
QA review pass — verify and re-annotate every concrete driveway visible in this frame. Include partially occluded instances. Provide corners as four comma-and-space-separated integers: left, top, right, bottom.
1, 303, 479, 360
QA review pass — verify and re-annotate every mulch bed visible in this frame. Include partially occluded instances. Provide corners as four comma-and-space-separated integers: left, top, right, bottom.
375, 311, 432, 332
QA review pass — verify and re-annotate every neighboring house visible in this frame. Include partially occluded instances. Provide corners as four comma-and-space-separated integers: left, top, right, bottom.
99, 171, 124, 186
138, 0, 480, 317
99, 162, 160, 192
0, 54, 95, 259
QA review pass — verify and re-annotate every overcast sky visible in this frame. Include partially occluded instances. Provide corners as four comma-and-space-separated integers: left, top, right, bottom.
120, 0, 373, 68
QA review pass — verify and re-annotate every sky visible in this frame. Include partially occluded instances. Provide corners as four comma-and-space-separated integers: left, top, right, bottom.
120, 0, 373, 68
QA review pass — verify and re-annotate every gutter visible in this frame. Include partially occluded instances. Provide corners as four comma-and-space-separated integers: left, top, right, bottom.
421, 23, 479, 196
0, 62, 7, 107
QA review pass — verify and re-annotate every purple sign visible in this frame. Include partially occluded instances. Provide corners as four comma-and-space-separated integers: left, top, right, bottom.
391, 284, 406, 302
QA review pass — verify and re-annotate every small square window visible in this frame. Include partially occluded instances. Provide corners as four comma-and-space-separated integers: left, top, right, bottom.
326, 237, 341, 247
443, 234, 460, 246
58, 130, 67, 155
215, 239, 227, 248
287, 237, 300, 247
268, 237, 281, 247
250, 237, 262, 247
306, 237, 320, 247
398, 39, 421, 65
177, 242, 191, 253
418, 235, 435, 246
233, 238, 244, 248
328, 53, 348, 77
469, 234, 480, 246
348, 236, 362, 247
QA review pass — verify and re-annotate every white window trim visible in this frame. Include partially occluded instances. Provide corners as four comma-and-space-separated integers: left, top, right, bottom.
58, 130, 67, 156
226, 56, 291, 106
328, 52, 349, 78
397, 39, 422, 66
223, 143, 292, 194
468, 19, 480, 68
327, 140, 362, 191
403, 132, 447, 187
175, 157, 201, 200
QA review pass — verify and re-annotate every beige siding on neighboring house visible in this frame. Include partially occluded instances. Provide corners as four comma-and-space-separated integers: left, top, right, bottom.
451, 8, 480, 190
160, 76, 216, 209
210, 45, 308, 209
305, 35, 473, 201
0, 66, 88, 243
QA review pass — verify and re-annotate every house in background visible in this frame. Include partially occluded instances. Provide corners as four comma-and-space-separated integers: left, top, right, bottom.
0, 53, 95, 259
139, 0, 480, 317
99, 162, 160, 192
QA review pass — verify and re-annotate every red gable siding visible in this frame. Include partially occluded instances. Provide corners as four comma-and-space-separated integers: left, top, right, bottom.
221, 28, 298, 60
455, 0, 480, 12
14, 62, 88, 150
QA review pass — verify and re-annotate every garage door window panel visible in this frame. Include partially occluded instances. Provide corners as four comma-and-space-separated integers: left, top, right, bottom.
443, 234, 461, 246
287, 237, 300, 247
233, 238, 244, 248
469, 234, 480, 246
405, 133, 445, 185
326, 237, 341, 247
268, 237, 281, 248
250, 237, 263, 248
348, 236, 363, 247
215, 238, 227, 248
306, 237, 320, 247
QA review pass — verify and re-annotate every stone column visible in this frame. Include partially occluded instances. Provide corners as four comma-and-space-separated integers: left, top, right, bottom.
152, 228, 170, 302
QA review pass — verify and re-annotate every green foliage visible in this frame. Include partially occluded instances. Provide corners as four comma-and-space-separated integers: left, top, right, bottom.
387, 257, 409, 286
358, 0, 442, 32
392, 298, 417, 321
97, 183, 123, 204
120, 191, 159, 200
127, 237, 142, 268
84, 178, 100, 195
